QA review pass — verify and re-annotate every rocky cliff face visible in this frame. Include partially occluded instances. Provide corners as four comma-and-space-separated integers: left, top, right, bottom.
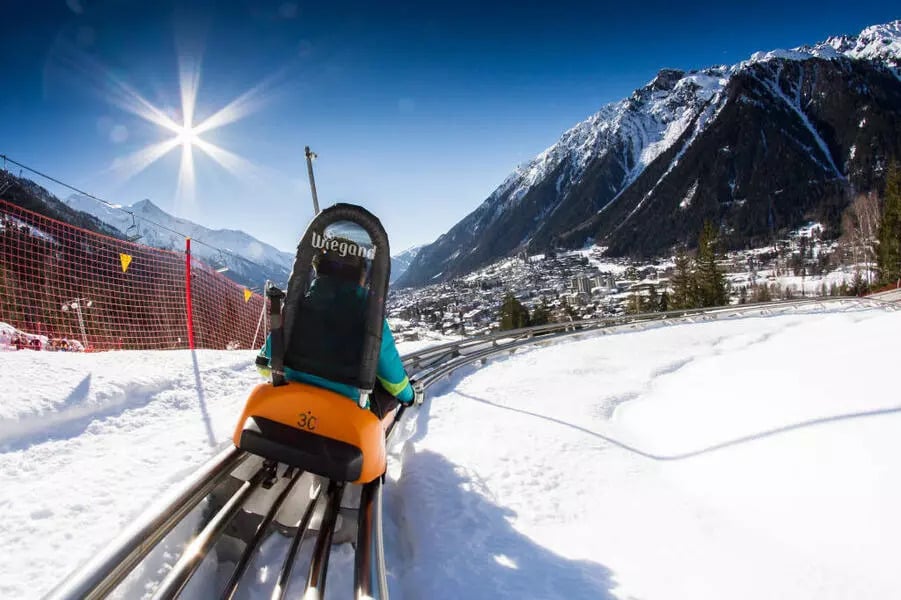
398, 21, 901, 287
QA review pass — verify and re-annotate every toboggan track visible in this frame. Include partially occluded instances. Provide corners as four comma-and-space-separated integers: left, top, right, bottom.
45, 297, 897, 599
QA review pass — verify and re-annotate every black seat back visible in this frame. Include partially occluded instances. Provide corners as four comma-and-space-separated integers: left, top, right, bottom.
272, 204, 391, 392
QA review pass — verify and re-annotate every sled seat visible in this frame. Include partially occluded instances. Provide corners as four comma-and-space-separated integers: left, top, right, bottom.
233, 381, 389, 484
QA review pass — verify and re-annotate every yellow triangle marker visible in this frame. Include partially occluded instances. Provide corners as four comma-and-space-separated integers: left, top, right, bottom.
244, 288, 253, 303
120, 253, 133, 273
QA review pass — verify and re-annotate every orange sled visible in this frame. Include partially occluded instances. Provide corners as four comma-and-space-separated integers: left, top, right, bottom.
233, 381, 393, 484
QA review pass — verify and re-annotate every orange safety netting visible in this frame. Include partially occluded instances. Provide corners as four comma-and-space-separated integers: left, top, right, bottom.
0, 198, 267, 351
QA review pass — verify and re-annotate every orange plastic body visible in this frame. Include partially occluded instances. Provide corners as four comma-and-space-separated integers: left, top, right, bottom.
232, 381, 391, 484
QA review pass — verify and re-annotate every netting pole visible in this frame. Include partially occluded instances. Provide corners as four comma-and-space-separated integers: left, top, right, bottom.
305, 146, 320, 215
185, 238, 195, 350
251, 280, 270, 350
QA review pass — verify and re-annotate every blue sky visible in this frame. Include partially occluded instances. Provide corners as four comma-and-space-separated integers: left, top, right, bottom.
1, 1, 897, 255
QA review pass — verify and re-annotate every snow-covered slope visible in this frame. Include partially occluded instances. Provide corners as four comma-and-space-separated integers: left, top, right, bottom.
391, 245, 424, 283
64, 195, 295, 288
3, 305, 900, 598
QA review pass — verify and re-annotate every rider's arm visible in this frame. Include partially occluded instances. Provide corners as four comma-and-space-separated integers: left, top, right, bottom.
376, 321, 414, 404
255, 335, 272, 378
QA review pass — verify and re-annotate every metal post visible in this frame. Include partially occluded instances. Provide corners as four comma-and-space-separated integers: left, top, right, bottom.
74, 303, 87, 348
185, 238, 195, 350
305, 146, 320, 215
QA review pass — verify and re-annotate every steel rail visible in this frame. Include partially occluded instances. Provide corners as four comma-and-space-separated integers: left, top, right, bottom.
152, 464, 272, 599
303, 481, 346, 600
354, 479, 388, 600
399, 296, 894, 368
404, 297, 899, 399
272, 480, 325, 600
45, 296, 894, 600
221, 468, 303, 600
44, 446, 247, 600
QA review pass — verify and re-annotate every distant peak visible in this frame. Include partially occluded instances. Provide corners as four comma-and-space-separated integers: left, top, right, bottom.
648, 68, 686, 91
846, 20, 901, 64
824, 34, 856, 54
131, 198, 160, 212
748, 20, 901, 67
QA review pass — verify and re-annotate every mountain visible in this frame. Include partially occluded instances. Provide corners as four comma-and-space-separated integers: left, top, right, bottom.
63, 195, 294, 289
0, 172, 124, 238
398, 21, 901, 287
391, 245, 423, 283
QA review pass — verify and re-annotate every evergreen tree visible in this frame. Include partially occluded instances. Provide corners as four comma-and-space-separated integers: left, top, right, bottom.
695, 221, 729, 307
530, 299, 551, 326
646, 285, 659, 312
849, 270, 868, 296
877, 161, 901, 285
499, 293, 530, 330
658, 290, 669, 312
670, 246, 697, 309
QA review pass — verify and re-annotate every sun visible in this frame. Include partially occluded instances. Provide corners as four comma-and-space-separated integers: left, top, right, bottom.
177, 125, 199, 148
101, 51, 275, 206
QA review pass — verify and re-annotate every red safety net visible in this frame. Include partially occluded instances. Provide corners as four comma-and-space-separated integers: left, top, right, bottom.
0, 199, 267, 352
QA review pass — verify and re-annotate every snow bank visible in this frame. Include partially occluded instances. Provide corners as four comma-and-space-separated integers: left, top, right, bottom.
387, 307, 901, 600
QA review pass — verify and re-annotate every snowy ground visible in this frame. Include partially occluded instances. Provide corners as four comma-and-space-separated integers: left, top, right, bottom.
2, 307, 899, 599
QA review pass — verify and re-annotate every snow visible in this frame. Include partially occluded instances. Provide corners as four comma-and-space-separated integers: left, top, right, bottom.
679, 180, 698, 209
469, 65, 731, 232
2, 306, 901, 599
388, 306, 901, 600
845, 21, 901, 66
747, 21, 901, 68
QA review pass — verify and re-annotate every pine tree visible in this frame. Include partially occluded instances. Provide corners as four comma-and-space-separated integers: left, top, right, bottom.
648, 285, 659, 312
499, 293, 530, 330
849, 270, 869, 296
669, 246, 696, 309
695, 221, 729, 307
530, 299, 551, 326
877, 161, 901, 286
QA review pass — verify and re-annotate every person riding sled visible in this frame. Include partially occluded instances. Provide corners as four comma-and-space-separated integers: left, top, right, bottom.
255, 231, 414, 419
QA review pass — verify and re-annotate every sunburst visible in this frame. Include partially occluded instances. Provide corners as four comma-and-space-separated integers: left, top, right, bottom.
102, 52, 276, 207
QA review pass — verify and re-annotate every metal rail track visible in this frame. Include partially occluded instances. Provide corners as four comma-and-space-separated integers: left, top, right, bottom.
44, 296, 895, 600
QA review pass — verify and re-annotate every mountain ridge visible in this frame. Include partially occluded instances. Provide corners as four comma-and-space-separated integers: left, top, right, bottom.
63, 194, 296, 289
398, 20, 901, 287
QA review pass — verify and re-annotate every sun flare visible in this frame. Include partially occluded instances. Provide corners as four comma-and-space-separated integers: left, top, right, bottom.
99, 50, 274, 206
177, 125, 199, 148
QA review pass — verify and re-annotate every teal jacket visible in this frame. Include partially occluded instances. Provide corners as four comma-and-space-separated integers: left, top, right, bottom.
257, 282, 413, 404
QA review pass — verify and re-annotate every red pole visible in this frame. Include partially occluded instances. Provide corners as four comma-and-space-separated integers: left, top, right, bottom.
185, 237, 195, 350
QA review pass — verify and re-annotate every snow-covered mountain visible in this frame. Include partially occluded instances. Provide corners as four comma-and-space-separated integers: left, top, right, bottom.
399, 21, 901, 287
391, 245, 424, 283
64, 195, 294, 288
63, 194, 429, 288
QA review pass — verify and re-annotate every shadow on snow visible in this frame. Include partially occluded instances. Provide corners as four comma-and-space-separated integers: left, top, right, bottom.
386, 449, 618, 600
